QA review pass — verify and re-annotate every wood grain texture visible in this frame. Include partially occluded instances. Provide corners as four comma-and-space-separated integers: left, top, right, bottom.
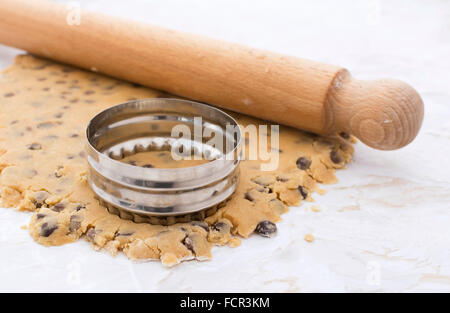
326, 70, 424, 150
0, 0, 423, 150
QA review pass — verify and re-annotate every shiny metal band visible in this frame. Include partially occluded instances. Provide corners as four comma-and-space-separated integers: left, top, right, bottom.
85, 98, 241, 222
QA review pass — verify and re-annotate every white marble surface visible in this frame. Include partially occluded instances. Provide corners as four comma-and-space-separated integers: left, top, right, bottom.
1, 0, 449, 292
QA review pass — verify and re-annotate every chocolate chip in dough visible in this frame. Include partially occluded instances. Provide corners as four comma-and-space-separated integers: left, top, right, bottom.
330, 150, 342, 164
296, 156, 311, 170
32, 191, 49, 208
190, 221, 209, 232
276, 176, 289, 182
75, 204, 86, 211
44, 135, 58, 140
116, 232, 134, 237
212, 221, 229, 232
339, 132, 350, 140
70, 134, 79, 138
52, 202, 65, 212
84, 90, 95, 95
86, 228, 96, 241
36, 213, 46, 219
4, 93, 15, 98
255, 186, 268, 193
298, 186, 308, 200
255, 220, 277, 238
37, 122, 54, 129
69, 215, 82, 232
27, 143, 41, 150
182, 236, 195, 253
54, 166, 64, 178
40, 223, 58, 237
244, 191, 255, 202
142, 164, 154, 168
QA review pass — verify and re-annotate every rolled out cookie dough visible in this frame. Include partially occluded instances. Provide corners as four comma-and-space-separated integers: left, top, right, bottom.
120, 151, 210, 169
0, 55, 354, 267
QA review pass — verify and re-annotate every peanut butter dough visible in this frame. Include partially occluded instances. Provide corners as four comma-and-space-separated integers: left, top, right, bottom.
0, 55, 354, 266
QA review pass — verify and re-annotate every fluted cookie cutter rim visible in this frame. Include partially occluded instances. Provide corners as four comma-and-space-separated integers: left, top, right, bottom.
85, 98, 242, 220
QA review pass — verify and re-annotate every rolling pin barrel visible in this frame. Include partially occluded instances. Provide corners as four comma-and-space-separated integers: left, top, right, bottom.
0, 0, 424, 150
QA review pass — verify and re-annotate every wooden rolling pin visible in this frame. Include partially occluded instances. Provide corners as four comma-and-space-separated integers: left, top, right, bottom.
0, 0, 423, 150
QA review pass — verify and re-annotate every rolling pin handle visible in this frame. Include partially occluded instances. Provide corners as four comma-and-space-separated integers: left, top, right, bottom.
327, 71, 424, 150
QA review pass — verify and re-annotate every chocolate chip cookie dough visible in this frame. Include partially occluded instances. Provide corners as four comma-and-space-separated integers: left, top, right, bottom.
0, 55, 354, 267
120, 151, 210, 169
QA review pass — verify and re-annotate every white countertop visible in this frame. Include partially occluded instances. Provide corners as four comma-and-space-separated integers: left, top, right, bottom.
1, 0, 449, 292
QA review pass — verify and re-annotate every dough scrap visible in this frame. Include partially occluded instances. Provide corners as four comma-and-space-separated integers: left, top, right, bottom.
0, 55, 354, 266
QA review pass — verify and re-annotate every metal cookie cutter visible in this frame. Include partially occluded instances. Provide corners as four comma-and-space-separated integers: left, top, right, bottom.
85, 98, 242, 225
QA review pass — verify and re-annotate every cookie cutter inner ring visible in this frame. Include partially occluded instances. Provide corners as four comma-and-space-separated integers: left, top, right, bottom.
85, 98, 241, 222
